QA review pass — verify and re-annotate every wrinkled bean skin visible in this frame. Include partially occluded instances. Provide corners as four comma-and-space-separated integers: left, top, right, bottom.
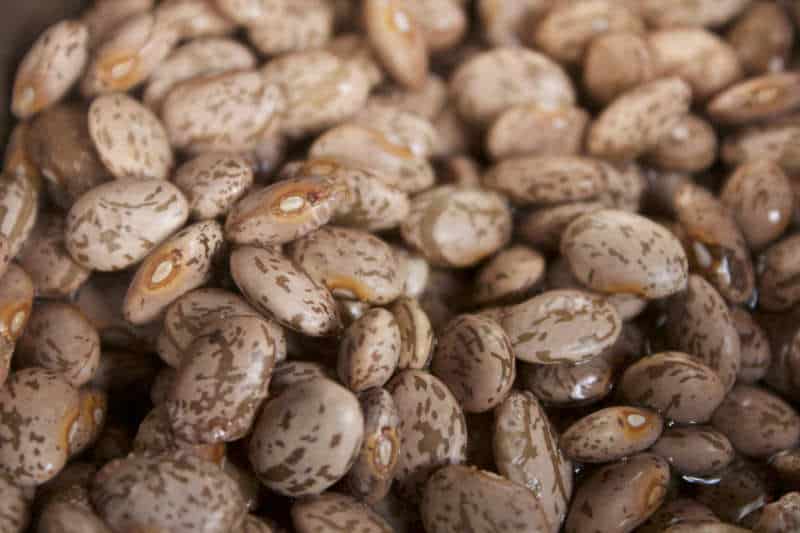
564, 453, 670, 533
561, 406, 663, 463
66, 178, 189, 272
226, 173, 346, 248
431, 314, 515, 413
401, 185, 512, 268
562, 209, 689, 299
759, 234, 800, 312
667, 274, 742, 392
720, 160, 793, 250
174, 153, 254, 221
0, 368, 80, 487
618, 351, 726, 424
16, 302, 100, 387
493, 391, 572, 533
122, 220, 224, 325
587, 77, 692, 161
421, 465, 554, 533
501, 289, 622, 364
291, 226, 404, 305
387, 370, 467, 503
346, 388, 401, 504
338, 308, 400, 392
712, 384, 800, 459
390, 297, 434, 370
651, 426, 735, 477
168, 315, 278, 444
91, 451, 246, 533
249, 378, 364, 497
231, 246, 340, 337
292, 492, 393, 533
730, 307, 771, 384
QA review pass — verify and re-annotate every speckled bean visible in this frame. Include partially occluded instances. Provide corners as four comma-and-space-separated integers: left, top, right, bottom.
561, 406, 663, 463
390, 297, 434, 370
0, 474, 31, 533
646, 114, 718, 173
758, 234, 800, 311
486, 104, 588, 160
651, 425, 735, 476
708, 72, 800, 124
722, 117, 800, 175
472, 245, 545, 306
154, 0, 236, 41
0, 172, 40, 258
754, 491, 800, 533
727, 1, 794, 76
174, 153, 254, 221
641, 0, 751, 28
293, 492, 393, 533
730, 307, 771, 384
364, 0, 428, 89
133, 405, 226, 463
0, 264, 34, 344
338, 308, 400, 392
583, 32, 655, 105
247, 0, 333, 56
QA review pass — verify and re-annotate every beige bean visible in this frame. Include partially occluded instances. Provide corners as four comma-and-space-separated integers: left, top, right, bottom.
3, 123, 41, 184
390, 297, 434, 370
16, 302, 100, 387
353, 103, 439, 159
12, 20, 88, 119
561, 406, 663, 463
401, 185, 512, 268
472, 245, 545, 306
646, 114, 718, 173
162, 70, 284, 154
708, 72, 800, 125
450, 47, 575, 126
583, 32, 655, 106
17, 212, 91, 299
641, 0, 752, 28
214, 0, 286, 25
0, 264, 35, 343
486, 104, 588, 160
144, 37, 257, 112
493, 390, 573, 533
230, 245, 340, 337
292, 493, 393, 533
269, 360, 332, 397
154, 0, 236, 41
81, 13, 179, 96
727, 1, 794, 75
406, 0, 466, 52
261, 50, 370, 137
338, 309, 400, 392
88, 93, 174, 180
66, 178, 189, 272
37, 502, 112, 533
291, 226, 404, 304
587, 77, 692, 161
368, 74, 446, 120
478, 0, 551, 47
364, 0, 428, 89
754, 492, 800, 533
387, 370, 467, 502
0, 172, 41, 258
174, 153, 254, 221
247, 0, 333, 56
249, 377, 364, 497
331, 163, 410, 232
651, 425, 735, 477
27, 104, 110, 209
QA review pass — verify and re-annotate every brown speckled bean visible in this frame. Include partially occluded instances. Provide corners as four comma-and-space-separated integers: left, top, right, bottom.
674, 183, 755, 304
727, 1, 794, 76
162, 70, 284, 154
68, 388, 107, 458
82, 0, 154, 47
484, 156, 608, 206
638, 499, 720, 533
346, 387, 400, 504
722, 116, 800, 175
231, 245, 339, 336
17, 212, 91, 299
66, 178, 189, 272
501, 289, 622, 364
133, 405, 226, 463
422, 465, 555, 533
693, 457, 770, 524
618, 351, 727, 424
174, 153, 254, 221
27, 104, 110, 209
0, 172, 40, 258
226, 170, 346, 248
565, 453, 670, 533
291, 226, 404, 304
12, 20, 88, 119
0, 368, 80, 486
338, 308, 400, 392
758, 234, 800, 312
88, 93, 173, 181
431, 314, 515, 413
0, 474, 31, 533
561, 406, 663, 463
387, 369, 467, 502
583, 32, 655, 106
663, 522, 751, 533
390, 297, 434, 370
721, 160, 793, 250
0, 264, 34, 344
730, 307, 771, 385
247, 0, 333, 56
261, 50, 370, 138
493, 390, 572, 533
712, 384, 800, 458
16, 302, 100, 387
450, 47, 575, 126
667, 274, 742, 391
646, 114, 718, 173
518, 202, 605, 252
37, 501, 111, 533
168, 315, 278, 444
486, 104, 588, 160
769, 448, 800, 489
353, 103, 439, 159
587, 77, 692, 161
293, 492, 393, 533
269, 360, 332, 397
708, 72, 800, 125
249, 377, 364, 497
651, 425, 734, 477
82, 13, 179, 96
401, 185, 512, 268
310, 123, 435, 193
91, 450, 245, 533
472, 245, 545, 306
641, 0, 751, 28
330, 163, 411, 232
364, 0, 428, 89
154, 0, 236, 41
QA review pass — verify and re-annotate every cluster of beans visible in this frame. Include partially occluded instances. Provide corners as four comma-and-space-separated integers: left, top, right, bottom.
4, 0, 800, 532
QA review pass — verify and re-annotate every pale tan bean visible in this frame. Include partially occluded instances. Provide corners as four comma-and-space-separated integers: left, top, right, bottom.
82, 0, 154, 47
364, 0, 428, 89
518, 202, 605, 251
641, 0, 752, 28
595, 161, 648, 213
214, 0, 286, 25
478, 0, 552, 47
68, 388, 108, 458
11, 20, 88, 119
247, 0, 334, 56
352, 103, 440, 159
722, 116, 800, 175
331, 163, 411, 232
154, 0, 236, 41
3, 123, 41, 184
486, 104, 589, 160
583, 32, 655, 106
406, 0, 466, 52
450, 47, 575, 126
81, 13, 179, 96
327, 34, 385, 90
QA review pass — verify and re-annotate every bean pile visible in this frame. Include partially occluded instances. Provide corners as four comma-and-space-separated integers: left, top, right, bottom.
3, 0, 800, 532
